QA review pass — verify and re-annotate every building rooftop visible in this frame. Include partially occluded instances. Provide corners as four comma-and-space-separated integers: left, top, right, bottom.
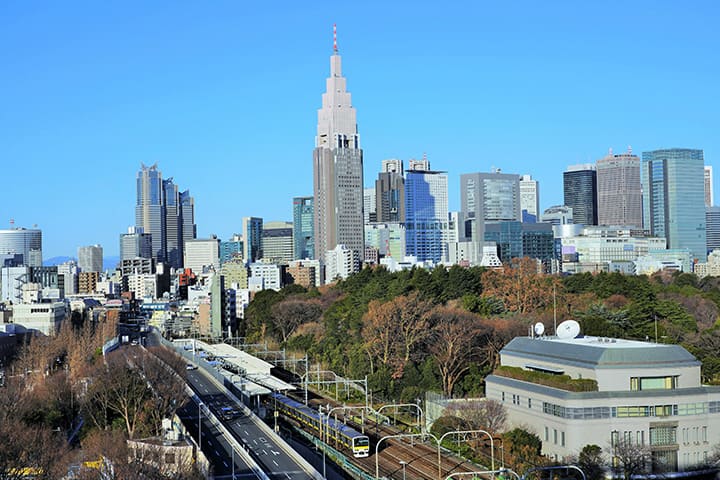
502, 336, 700, 370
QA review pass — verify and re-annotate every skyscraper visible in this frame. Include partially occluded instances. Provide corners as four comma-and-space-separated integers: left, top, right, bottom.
705, 166, 714, 207
242, 217, 263, 264
641, 148, 707, 262
120, 226, 153, 262
375, 159, 405, 223
519, 174, 539, 223
563, 164, 598, 226
262, 221, 294, 263
0, 227, 42, 267
405, 161, 448, 263
135, 163, 196, 268
596, 148, 642, 227
460, 171, 521, 262
136, 164, 166, 262
706, 206, 720, 253
292, 196, 314, 260
78, 244, 103, 272
313, 26, 364, 266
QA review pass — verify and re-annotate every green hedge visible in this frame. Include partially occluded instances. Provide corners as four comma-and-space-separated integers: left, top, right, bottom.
494, 366, 598, 392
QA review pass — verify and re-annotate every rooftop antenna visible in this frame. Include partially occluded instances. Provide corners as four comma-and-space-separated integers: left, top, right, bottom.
628, 145, 633, 154
608, 147, 613, 155
333, 23, 338, 53
9, 218, 14, 227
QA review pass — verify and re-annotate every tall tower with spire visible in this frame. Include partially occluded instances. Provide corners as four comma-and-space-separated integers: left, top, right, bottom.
313, 25, 364, 269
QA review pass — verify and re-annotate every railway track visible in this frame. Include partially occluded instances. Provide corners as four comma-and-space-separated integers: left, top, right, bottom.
285, 389, 485, 479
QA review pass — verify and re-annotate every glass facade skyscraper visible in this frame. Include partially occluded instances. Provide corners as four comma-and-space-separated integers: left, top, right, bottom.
135, 163, 196, 268
563, 164, 598, 226
642, 148, 707, 262
405, 166, 448, 263
293, 196, 314, 260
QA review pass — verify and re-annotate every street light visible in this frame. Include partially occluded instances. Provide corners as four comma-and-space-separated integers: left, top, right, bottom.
399, 460, 407, 480
198, 401, 204, 448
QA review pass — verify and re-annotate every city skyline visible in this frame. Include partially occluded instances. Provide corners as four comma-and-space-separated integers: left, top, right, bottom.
3, 2, 719, 257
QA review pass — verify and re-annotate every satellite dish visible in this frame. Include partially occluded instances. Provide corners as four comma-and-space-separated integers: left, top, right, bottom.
534, 322, 545, 336
556, 320, 581, 339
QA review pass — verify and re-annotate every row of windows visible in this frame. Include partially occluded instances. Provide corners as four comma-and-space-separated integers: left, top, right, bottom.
681, 426, 708, 445
544, 426, 565, 447
502, 393, 720, 420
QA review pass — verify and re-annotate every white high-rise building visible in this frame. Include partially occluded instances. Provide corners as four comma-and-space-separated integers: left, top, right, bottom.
381, 158, 403, 174
78, 244, 103, 273
325, 244, 359, 283
313, 26, 364, 266
519, 174, 540, 223
184, 238, 220, 274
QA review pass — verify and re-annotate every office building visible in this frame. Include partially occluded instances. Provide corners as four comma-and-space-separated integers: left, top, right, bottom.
542, 206, 574, 226
293, 197, 314, 260
120, 226, 153, 262
705, 166, 713, 207
564, 164, 598, 226
135, 163, 196, 268
519, 174, 540, 223
483, 222, 554, 264
313, 29, 364, 266
249, 263, 284, 292
242, 217, 263, 264
596, 148, 642, 228
57, 261, 79, 297
0, 227, 42, 267
363, 187, 376, 224
705, 207, 720, 254
78, 244, 103, 273
11, 302, 66, 335
219, 259, 248, 290
408, 157, 430, 171
78, 272, 99, 294
559, 227, 666, 274
641, 149, 707, 262
405, 163, 449, 263
486, 336, 720, 472
375, 159, 405, 223
184, 238, 220, 274
261, 221, 294, 263
365, 223, 406, 260
220, 235, 243, 265
460, 171, 521, 263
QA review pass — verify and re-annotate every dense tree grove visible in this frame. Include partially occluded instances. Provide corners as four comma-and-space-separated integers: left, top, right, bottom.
242, 264, 720, 400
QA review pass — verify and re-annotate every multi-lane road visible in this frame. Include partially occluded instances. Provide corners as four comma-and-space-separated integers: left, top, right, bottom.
183, 362, 321, 480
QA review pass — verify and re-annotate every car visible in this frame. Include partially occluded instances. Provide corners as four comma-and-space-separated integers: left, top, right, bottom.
185, 364, 198, 370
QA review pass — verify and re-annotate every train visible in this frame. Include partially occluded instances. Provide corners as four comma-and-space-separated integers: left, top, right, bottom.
269, 392, 370, 457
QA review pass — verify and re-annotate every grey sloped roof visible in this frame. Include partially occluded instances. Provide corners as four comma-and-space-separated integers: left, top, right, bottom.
501, 336, 700, 370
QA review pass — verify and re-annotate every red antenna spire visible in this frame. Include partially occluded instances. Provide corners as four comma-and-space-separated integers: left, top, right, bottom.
333, 23, 338, 52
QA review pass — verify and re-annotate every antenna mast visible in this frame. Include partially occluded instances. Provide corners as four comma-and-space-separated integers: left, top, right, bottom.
333, 23, 338, 52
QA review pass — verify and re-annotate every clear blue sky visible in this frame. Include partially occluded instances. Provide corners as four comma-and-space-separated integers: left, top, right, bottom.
2, 1, 719, 258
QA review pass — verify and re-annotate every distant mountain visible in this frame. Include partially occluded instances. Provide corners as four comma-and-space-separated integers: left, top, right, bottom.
44, 256, 75, 266
43, 255, 121, 272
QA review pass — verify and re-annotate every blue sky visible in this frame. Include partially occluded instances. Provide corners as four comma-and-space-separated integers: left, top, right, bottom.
2, 1, 719, 257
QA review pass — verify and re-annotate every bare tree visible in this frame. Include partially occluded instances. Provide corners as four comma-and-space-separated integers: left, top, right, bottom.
270, 298, 322, 343
611, 437, 651, 480
445, 398, 507, 434
0, 419, 70, 480
428, 306, 489, 396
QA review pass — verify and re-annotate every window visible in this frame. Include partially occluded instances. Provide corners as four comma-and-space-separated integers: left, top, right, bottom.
631, 376, 677, 391
545, 427, 549, 441
611, 430, 619, 447
561, 431, 565, 447
528, 398, 532, 409
702, 426, 707, 443
164, 453, 176, 464
649, 426, 677, 446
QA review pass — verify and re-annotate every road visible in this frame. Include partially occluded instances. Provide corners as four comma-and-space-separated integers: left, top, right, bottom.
184, 365, 318, 480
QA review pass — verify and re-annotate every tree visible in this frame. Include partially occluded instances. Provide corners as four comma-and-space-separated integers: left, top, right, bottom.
0, 419, 70, 480
577, 444, 606, 480
428, 306, 488, 396
362, 299, 402, 375
503, 427, 544, 473
270, 298, 322, 343
445, 399, 507, 434
139, 348, 188, 436
482, 258, 557, 314
611, 437, 651, 480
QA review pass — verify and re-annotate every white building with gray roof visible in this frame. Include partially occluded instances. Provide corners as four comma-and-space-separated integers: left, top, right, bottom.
485, 336, 720, 474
